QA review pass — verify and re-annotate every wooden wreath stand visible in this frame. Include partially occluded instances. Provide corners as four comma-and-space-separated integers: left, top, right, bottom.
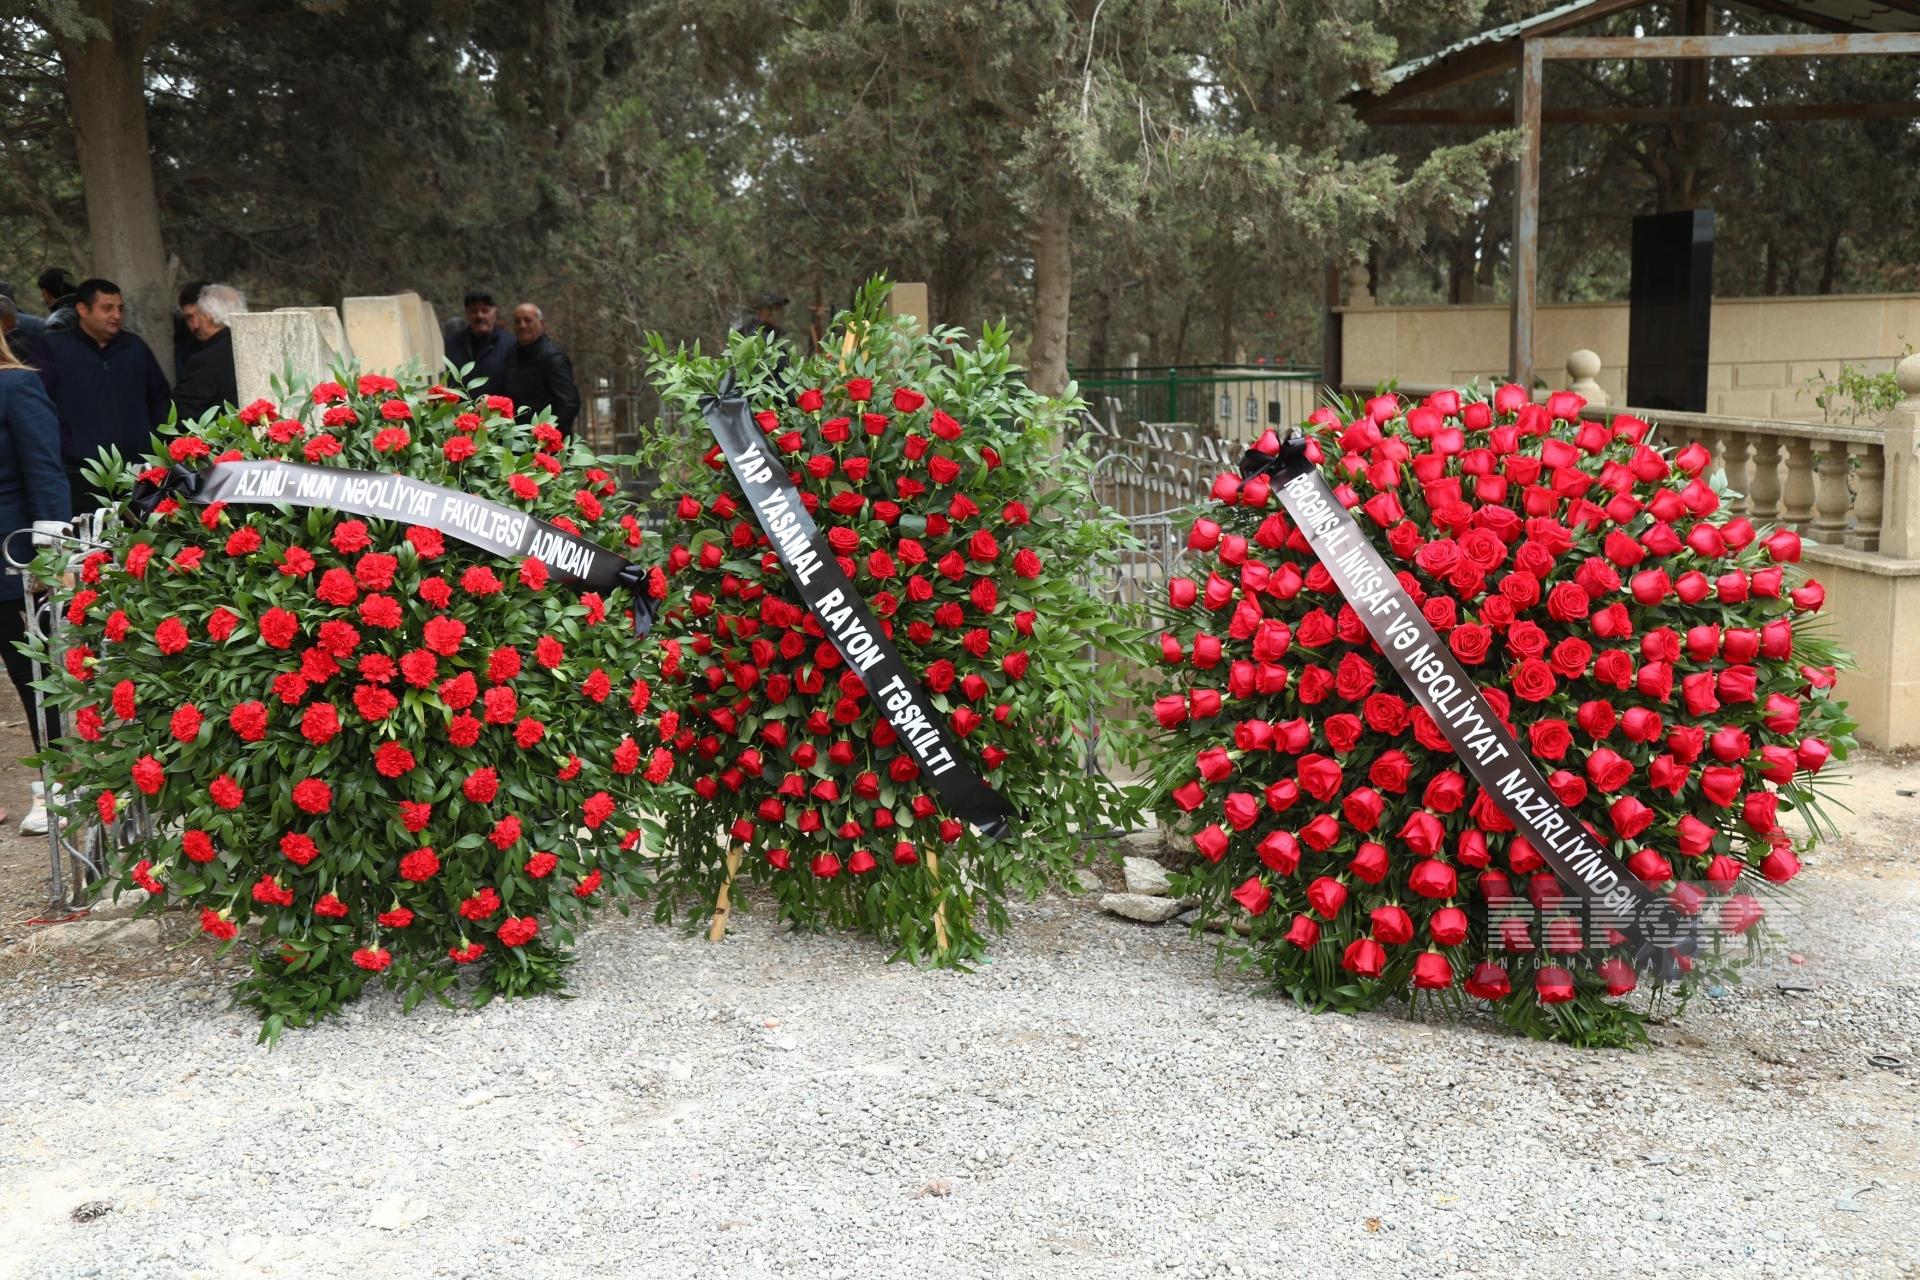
705, 842, 952, 951
707, 844, 744, 942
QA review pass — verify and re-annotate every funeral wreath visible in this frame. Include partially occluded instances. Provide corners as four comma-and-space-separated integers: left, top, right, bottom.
32, 369, 676, 1040
642, 280, 1138, 963
1146, 385, 1854, 1046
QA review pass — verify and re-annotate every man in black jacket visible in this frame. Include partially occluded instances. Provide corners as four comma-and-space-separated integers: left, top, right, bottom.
501, 302, 581, 436
174, 279, 209, 381
443, 290, 513, 388
173, 283, 243, 421
0, 292, 46, 365
35, 278, 172, 513
37, 268, 77, 335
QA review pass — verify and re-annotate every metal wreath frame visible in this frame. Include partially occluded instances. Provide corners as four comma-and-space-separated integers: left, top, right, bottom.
5, 509, 154, 917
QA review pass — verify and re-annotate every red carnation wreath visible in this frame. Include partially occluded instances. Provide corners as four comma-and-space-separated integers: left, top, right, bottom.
642, 282, 1135, 961
36, 370, 677, 1038
1146, 383, 1854, 1045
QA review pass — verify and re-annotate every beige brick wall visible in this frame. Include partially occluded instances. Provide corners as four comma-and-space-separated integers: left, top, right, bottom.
1340, 294, 1920, 421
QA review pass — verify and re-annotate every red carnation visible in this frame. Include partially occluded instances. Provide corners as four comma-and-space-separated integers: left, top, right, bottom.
399, 847, 441, 881
459, 887, 502, 921
374, 742, 416, 777
423, 616, 467, 656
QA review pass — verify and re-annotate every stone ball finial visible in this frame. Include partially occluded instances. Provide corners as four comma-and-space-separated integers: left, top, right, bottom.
1344, 261, 1373, 307
1565, 349, 1608, 407
1897, 351, 1920, 398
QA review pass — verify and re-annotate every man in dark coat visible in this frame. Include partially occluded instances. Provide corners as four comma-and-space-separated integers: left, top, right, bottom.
37, 268, 77, 335
500, 303, 581, 436
172, 283, 243, 421
35, 278, 172, 514
0, 293, 46, 366
443, 290, 513, 388
174, 279, 209, 382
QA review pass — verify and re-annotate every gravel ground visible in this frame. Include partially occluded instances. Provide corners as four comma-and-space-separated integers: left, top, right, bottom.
1, 757, 1917, 1280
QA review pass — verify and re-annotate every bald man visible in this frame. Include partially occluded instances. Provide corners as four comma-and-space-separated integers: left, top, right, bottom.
498, 302, 580, 436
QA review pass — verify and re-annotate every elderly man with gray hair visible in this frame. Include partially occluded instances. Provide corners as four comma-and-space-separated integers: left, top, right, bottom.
173, 282, 245, 421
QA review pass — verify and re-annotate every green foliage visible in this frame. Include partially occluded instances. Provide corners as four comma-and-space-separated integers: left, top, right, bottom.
1798, 349, 1913, 424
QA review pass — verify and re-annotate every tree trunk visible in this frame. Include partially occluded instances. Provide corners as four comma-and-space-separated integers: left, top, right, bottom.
1027, 203, 1071, 397
58, 0, 172, 373
1818, 229, 1841, 295
1084, 285, 1111, 369
1216, 270, 1237, 364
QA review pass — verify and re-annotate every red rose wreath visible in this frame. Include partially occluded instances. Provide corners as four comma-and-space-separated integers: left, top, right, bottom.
36, 370, 676, 1038
1147, 384, 1854, 1045
643, 282, 1135, 961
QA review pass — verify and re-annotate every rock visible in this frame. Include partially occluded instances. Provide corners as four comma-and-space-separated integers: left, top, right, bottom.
1175, 909, 1202, 928
38, 917, 164, 954
227, 1233, 264, 1262
1070, 868, 1104, 894
366, 1195, 432, 1231
1099, 893, 1191, 924
1122, 857, 1172, 896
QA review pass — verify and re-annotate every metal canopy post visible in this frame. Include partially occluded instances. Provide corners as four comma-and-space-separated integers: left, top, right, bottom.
1510, 38, 1544, 390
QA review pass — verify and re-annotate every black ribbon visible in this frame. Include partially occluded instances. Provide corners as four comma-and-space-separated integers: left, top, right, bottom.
128, 460, 657, 631
698, 389, 1016, 840
1249, 435, 1697, 972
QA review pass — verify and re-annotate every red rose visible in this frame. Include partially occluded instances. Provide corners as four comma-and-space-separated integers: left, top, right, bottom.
1411, 953, 1453, 991
1231, 876, 1273, 917
1509, 658, 1557, 703
1295, 753, 1342, 803
1609, 796, 1655, 838
1545, 581, 1590, 621
1584, 747, 1633, 793
1306, 876, 1347, 919
1465, 962, 1511, 1000
1448, 623, 1491, 664
1192, 824, 1230, 862
1399, 810, 1445, 855
1341, 938, 1386, 978
1548, 637, 1593, 679
1534, 967, 1576, 1004
1505, 620, 1548, 659
1370, 904, 1415, 945
1342, 786, 1384, 832
1527, 718, 1572, 760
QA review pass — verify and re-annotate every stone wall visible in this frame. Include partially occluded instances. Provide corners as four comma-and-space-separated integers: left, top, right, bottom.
1340, 293, 1920, 420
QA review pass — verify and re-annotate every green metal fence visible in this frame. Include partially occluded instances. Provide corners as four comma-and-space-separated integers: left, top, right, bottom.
1071, 364, 1324, 445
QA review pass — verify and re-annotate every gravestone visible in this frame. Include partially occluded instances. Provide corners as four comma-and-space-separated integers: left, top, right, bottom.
231, 308, 352, 407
